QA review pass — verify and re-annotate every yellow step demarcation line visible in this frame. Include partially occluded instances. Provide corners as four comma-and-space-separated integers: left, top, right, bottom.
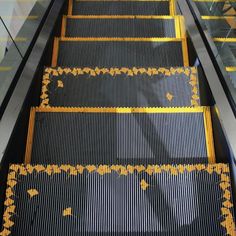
51, 37, 189, 67
24, 106, 215, 164
61, 15, 183, 38
68, 0, 175, 15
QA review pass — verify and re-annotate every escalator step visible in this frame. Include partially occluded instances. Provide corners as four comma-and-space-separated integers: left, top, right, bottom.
2, 164, 235, 235
194, 1, 225, 16
52, 38, 189, 67
41, 67, 200, 107
214, 40, 236, 67
25, 107, 215, 165
70, 0, 171, 15
63, 16, 179, 38
202, 17, 236, 38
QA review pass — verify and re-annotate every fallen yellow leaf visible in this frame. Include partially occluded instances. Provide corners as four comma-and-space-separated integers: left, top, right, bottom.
27, 189, 39, 199
63, 207, 72, 217
140, 179, 149, 191
57, 80, 64, 88
166, 92, 174, 102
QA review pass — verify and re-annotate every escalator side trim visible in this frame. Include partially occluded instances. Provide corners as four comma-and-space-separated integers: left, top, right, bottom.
51, 37, 59, 67
68, 0, 73, 15
24, 108, 36, 164
61, 15, 67, 38
203, 107, 216, 163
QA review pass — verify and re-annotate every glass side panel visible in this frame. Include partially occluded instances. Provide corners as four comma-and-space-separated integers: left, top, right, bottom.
0, 0, 52, 112
194, 0, 236, 16
192, 0, 236, 106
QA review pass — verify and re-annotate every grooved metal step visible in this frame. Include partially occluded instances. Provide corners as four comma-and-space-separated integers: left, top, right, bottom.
70, 0, 172, 15
2, 164, 235, 235
25, 107, 215, 165
62, 16, 180, 38
41, 67, 200, 107
52, 38, 189, 67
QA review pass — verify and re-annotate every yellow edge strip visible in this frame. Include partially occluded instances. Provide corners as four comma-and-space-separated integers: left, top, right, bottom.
201, 16, 236, 20
35, 107, 206, 113
66, 15, 177, 19
214, 38, 236, 42
175, 16, 181, 38
68, 0, 73, 15
226, 67, 236, 72
61, 16, 67, 37
182, 37, 189, 66
51, 37, 59, 67
169, 0, 175, 16
60, 37, 183, 41
203, 107, 216, 164
24, 108, 36, 164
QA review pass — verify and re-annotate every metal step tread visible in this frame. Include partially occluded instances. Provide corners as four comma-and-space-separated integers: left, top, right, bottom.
2, 163, 235, 235
41, 67, 200, 107
70, 0, 172, 15
63, 16, 179, 38
52, 38, 189, 67
25, 107, 215, 165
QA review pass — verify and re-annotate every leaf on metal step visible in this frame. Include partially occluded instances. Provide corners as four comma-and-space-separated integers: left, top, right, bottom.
57, 80, 64, 88
220, 182, 231, 191
0, 228, 11, 236
140, 179, 149, 191
3, 219, 14, 228
7, 180, 17, 188
223, 200, 234, 208
135, 165, 145, 173
223, 190, 231, 200
4, 198, 14, 207
27, 189, 39, 199
166, 92, 173, 101
86, 165, 96, 173
5, 188, 14, 198
63, 207, 72, 217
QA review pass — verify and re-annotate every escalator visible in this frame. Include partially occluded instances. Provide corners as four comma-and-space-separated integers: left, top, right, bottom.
1, 0, 236, 235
